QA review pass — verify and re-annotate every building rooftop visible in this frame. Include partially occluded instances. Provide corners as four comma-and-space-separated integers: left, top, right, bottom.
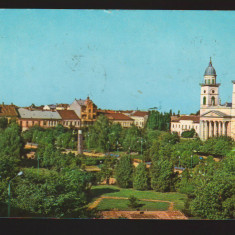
57, 110, 80, 120
0, 104, 18, 117
131, 111, 149, 117
18, 108, 61, 120
171, 115, 200, 123
74, 97, 97, 108
105, 113, 134, 121
204, 58, 216, 76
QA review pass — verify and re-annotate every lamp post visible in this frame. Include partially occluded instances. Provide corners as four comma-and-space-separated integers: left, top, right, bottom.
8, 171, 23, 217
178, 156, 181, 168
116, 141, 119, 153
107, 141, 110, 154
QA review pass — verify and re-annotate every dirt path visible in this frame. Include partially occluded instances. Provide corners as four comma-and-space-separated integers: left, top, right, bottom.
88, 196, 175, 211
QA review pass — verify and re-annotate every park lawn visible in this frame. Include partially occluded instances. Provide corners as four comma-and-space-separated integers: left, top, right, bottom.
97, 198, 169, 211
90, 185, 187, 210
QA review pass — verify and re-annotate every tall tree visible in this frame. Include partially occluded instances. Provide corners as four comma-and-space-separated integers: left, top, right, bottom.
115, 155, 134, 188
150, 159, 177, 192
133, 163, 149, 190
86, 115, 110, 152
122, 125, 141, 152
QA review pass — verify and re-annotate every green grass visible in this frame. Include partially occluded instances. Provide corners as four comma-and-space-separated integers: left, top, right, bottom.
97, 198, 169, 211
90, 185, 187, 210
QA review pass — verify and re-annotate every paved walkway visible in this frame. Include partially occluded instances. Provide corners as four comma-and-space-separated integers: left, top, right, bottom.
88, 196, 174, 211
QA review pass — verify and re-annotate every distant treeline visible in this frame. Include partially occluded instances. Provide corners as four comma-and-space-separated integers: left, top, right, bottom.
146, 110, 172, 131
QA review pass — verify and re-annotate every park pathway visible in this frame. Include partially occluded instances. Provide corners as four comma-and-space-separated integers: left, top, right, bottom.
88, 196, 174, 211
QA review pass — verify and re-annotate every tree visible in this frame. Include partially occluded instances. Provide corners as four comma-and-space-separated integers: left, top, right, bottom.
0, 123, 23, 158
150, 159, 177, 192
189, 171, 235, 219
100, 156, 117, 184
200, 136, 234, 157
133, 163, 149, 190
86, 115, 110, 152
0, 117, 8, 129
107, 123, 123, 151
181, 128, 196, 138
12, 168, 94, 218
176, 169, 195, 197
127, 196, 141, 210
22, 125, 45, 143
146, 110, 171, 131
115, 155, 134, 188
122, 125, 141, 152
0, 154, 20, 179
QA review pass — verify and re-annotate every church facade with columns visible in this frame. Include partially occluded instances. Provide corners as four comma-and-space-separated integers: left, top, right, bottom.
199, 58, 235, 140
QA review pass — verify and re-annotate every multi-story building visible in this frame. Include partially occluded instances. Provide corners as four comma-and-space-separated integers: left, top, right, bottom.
130, 111, 149, 128
199, 58, 235, 140
69, 97, 97, 126
105, 113, 134, 128
18, 108, 62, 131
170, 115, 200, 136
57, 110, 81, 128
171, 58, 235, 140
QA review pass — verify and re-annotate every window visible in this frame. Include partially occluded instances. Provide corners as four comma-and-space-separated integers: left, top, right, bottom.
212, 79, 215, 84
173, 124, 174, 128
208, 79, 210, 84
204, 90, 206, 93
212, 90, 215, 93
211, 96, 215, 106
203, 96, 206, 105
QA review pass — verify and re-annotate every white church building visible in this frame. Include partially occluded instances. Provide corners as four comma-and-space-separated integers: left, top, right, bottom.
171, 58, 235, 140
199, 58, 235, 140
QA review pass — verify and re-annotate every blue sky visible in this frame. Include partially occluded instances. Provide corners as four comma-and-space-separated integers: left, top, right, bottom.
0, 10, 234, 114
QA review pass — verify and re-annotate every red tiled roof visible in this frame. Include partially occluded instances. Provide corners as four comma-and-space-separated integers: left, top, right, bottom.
119, 110, 134, 114
98, 110, 116, 114
57, 110, 80, 120
171, 115, 200, 123
0, 105, 18, 117
131, 111, 149, 117
105, 113, 134, 121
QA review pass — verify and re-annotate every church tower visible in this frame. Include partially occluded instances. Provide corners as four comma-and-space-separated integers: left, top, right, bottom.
200, 58, 220, 109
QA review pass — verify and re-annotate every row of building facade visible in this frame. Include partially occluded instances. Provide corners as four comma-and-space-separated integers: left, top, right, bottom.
0, 97, 149, 131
